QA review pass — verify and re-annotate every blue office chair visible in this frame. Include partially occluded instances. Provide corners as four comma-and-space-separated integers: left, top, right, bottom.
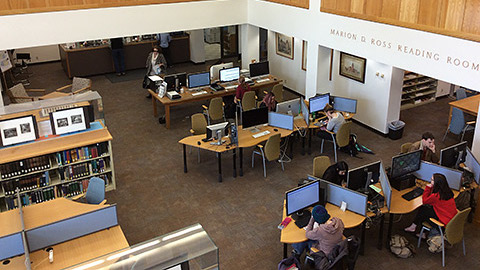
443, 107, 475, 142
72, 177, 106, 205
456, 88, 467, 100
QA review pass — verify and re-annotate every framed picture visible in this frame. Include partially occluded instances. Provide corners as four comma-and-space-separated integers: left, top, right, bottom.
339, 52, 367, 83
302, 41, 307, 71
276, 33, 294, 59
50, 107, 90, 135
0, 115, 38, 147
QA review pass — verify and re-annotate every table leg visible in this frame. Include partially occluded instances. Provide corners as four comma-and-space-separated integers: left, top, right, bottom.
378, 214, 385, 250
360, 220, 366, 255
239, 148, 244, 177
283, 243, 288, 259
308, 129, 312, 155
183, 144, 187, 173
387, 213, 394, 247
217, 152, 222, 183
152, 95, 158, 117
301, 131, 305, 155
165, 104, 171, 129
233, 148, 237, 178
447, 106, 453, 129
289, 135, 294, 159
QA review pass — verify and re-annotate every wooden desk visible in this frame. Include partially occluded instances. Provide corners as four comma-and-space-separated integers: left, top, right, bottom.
0, 208, 22, 237
448, 94, 480, 127
149, 75, 280, 129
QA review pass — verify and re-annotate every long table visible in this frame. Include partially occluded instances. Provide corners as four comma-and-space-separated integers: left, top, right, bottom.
150, 75, 281, 129
448, 94, 480, 127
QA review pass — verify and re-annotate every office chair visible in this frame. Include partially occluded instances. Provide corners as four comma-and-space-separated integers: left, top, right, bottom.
71, 177, 106, 205
55, 77, 92, 95
190, 113, 207, 162
456, 88, 467, 100
12, 52, 31, 86
320, 122, 352, 163
313, 156, 331, 178
417, 208, 471, 267
241, 91, 257, 112
400, 142, 412, 154
252, 133, 284, 178
202, 97, 225, 125
271, 83, 284, 103
443, 107, 475, 142
6, 83, 45, 103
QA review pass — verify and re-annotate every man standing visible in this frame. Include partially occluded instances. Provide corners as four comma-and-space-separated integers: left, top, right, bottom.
157, 33, 172, 67
409, 132, 439, 163
110, 37, 125, 76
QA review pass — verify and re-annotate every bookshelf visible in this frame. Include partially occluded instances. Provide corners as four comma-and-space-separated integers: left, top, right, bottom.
0, 125, 116, 212
401, 72, 438, 110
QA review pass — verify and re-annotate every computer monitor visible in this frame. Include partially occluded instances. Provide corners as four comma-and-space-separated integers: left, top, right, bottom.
286, 180, 325, 217
188, 72, 210, 88
309, 93, 330, 113
301, 98, 309, 126
249, 61, 269, 78
390, 149, 422, 179
219, 67, 240, 82
210, 62, 233, 81
465, 147, 480, 184
163, 73, 187, 91
440, 141, 468, 169
332, 96, 357, 114
347, 161, 381, 192
242, 107, 269, 130
276, 98, 300, 116
206, 122, 230, 144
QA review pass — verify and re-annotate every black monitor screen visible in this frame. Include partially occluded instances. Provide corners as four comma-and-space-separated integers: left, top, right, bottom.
177, 73, 187, 88
188, 72, 210, 88
440, 141, 468, 168
249, 61, 269, 77
164, 75, 176, 91
242, 107, 269, 129
391, 150, 422, 179
164, 73, 187, 91
286, 180, 323, 216
332, 96, 357, 113
309, 93, 330, 113
347, 161, 381, 191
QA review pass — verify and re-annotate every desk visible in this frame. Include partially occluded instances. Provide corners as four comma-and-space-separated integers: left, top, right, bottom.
448, 94, 480, 127
39, 91, 70, 100
149, 75, 280, 129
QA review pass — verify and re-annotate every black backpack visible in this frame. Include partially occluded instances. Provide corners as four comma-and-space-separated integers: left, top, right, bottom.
341, 134, 359, 157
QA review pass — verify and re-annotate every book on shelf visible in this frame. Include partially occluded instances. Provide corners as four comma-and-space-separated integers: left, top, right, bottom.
55, 142, 108, 165
58, 158, 106, 181
2, 172, 50, 195
5, 186, 56, 210
0, 155, 51, 179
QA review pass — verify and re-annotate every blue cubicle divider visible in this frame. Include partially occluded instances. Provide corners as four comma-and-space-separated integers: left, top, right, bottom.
268, 112, 294, 130
378, 162, 392, 210
324, 181, 368, 216
0, 233, 24, 260
413, 161, 462, 190
465, 148, 480, 184
26, 205, 118, 252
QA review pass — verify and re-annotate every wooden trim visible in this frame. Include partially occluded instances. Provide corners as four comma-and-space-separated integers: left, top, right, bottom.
264, 0, 309, 9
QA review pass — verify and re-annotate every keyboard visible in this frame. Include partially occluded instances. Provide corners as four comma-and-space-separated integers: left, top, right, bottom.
256, 78, 271, 83
252, 130, 271, 138
225, 85, 236, 90
192, 91, 207, 96
402, 187, 424, 201
314, 120, 328, 127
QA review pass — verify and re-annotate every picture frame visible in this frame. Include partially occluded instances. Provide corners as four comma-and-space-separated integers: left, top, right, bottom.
0, 115, 38, 147
339, 52, 367, 83
276, 33, 294, 59
50, 107, 90, 135
302, 41, 307, 71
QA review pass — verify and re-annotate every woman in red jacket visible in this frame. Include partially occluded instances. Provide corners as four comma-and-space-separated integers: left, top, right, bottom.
404, 173, 457, 236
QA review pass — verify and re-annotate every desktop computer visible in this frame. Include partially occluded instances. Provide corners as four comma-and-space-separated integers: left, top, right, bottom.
390, 150, 422, 190
219, 67, 240, 83
242, 107, 269, 132
332, 96, 357, 114
249, 61, 269, 78
206, 122, 230, 145
440, 141, 467, 169
309, 93, 330, 114
276, 98, 300, 116
285, 180, 326, 228
188, 72, 210, 89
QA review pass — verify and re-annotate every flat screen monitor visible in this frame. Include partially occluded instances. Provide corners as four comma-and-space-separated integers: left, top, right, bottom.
249, 61, 269, 78
188, 72, 210, 88
286, 180, 325, 216
276, 98, 300, 116
164, 75, 176, 91
268, 112, 294, 130
309, 93, 330, 113
332, 96, 357, 113
164, 73, 187, 91
465, 148, 480, 184
219, 67, 240, 82
242, 107, 269, 129
210, 62, 233, 81
390, 149, 422, 179
347, 161, 381, 192
206, 122, 230, 140
440, 141, 467, 169
301, 98, 309, 126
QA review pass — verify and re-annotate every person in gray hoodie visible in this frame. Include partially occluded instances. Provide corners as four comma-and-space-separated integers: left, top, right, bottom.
292, 205, 345, 256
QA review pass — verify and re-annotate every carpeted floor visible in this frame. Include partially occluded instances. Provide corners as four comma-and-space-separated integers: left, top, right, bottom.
7, 61, 479, 269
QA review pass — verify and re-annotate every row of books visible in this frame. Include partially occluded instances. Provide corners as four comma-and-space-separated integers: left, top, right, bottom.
58, 158, 107, 181
5, 186, 56, 210
2, 172, 50, 196
55, 142, 109, 165
0, 155, 51, 179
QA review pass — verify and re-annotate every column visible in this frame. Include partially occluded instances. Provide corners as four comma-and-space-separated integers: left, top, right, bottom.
240, 24, 259, 70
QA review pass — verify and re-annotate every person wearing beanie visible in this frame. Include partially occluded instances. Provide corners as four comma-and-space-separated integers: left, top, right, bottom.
292, 205, 345, 257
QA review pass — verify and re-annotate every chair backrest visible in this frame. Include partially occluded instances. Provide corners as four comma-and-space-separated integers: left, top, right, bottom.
272, 84, 284, 103
400, 142, 412, 154
191, 113, 207, 135
7, 83, 30, 103
85, 177, 106, 204
449, 108, 466, 135
242, 91, 256, 111
445, 207, 471, 245
313, 156, 331, 178
336, 122, 352, 148
456, 88, 467, 100
265, 133, 281, 161
72, 77, 92, 94
208, 97, 224, 121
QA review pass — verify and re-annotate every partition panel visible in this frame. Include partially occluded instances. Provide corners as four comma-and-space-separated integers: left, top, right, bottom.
412, 161, 462, 190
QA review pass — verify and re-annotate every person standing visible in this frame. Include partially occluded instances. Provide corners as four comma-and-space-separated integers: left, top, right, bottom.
157, 33, 172, 67
145, 46, 167, 98
110, 37, 125, 76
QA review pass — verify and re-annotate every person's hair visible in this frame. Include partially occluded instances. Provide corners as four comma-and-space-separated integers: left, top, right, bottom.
432, 173, 454, 200
238, 75, 246, 86
262, 92, 276, 111
153, 46, 161, 53
324, 106, 334, 114
336, 161, 348, 173
422, 132, 435, 141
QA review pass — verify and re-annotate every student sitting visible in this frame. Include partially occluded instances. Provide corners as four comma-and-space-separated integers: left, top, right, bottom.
234, 75, 251, 104
259, 92, 277, 111
408, 132, 439, 164
322, 161, 348, 186
317, 107, 345, 140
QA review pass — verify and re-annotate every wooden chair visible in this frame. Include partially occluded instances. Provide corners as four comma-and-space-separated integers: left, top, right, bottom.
190, 113, 207, 162
6, 83, 45, 103
313, 156, 331, 178
252, 133, 284, 177
400, 142, 412, 154
55, 77, 92, 95
417, 208, 471, 267
202, 97, 225, 125
272, 83, 284, 103
320, 122, 352, 162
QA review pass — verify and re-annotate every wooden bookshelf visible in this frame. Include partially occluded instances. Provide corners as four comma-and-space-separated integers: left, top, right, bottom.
401, 72, 438, 110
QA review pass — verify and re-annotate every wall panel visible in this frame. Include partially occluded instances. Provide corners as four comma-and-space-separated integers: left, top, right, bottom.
462, 0, 480, 34
381, 0, 401, 19
264, 0, 309, 9
364, 0, 382, 17
399, 0, 419, 23
417, 0, 440, 26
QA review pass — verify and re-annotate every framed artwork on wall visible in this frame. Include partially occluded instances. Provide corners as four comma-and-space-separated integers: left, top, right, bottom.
302, 41, 307, 70
276, 33, 294, 59
50, 107, 90, 135
339, 52, 367, 83
0, 115, 38, 147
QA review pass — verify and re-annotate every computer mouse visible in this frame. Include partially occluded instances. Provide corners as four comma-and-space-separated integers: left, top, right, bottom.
197, 141, 201, 145
274, 128, 278, 132
210, 92, 214, 94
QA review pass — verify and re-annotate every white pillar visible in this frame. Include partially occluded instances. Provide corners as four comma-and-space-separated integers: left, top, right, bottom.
305, 42, 319, 99
240, 24, 259, 70
189, 29, 205, 64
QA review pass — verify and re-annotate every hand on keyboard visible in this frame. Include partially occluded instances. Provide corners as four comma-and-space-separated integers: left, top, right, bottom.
252, 130, 271, 138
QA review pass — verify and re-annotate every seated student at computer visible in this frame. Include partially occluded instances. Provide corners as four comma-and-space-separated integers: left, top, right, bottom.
322, 161, 348, 186
408, 132, 439, 163
234, 76, 251, 104
292, 205, 344, 257
404, 173, 457, 237
259, 91, 276, 111
317, 107, 345, 140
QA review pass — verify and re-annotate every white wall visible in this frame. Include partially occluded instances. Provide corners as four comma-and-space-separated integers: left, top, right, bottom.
240, 24, 260, 70
188, 30, 205, 64
14, 45, 60, 64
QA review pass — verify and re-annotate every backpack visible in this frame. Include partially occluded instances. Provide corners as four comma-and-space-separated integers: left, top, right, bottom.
389, 234, 415, 258
427, 235, 443, 253
341, 134, 359, 157
455, 189, 471, 211
278, 255, 301, 270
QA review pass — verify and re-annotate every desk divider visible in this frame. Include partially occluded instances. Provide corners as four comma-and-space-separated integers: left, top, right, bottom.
465, 148, 480, 184
0, 233, 25, 261
26, 204, 118, 252
268, 112, 294, 131
379, 162, 392, 211
413, 161, 462, 190
324, 181, 368, 216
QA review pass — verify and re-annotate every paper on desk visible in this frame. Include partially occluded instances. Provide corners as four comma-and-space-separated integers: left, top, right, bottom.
369, 184, 382, 193
148, 75, 162, 82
